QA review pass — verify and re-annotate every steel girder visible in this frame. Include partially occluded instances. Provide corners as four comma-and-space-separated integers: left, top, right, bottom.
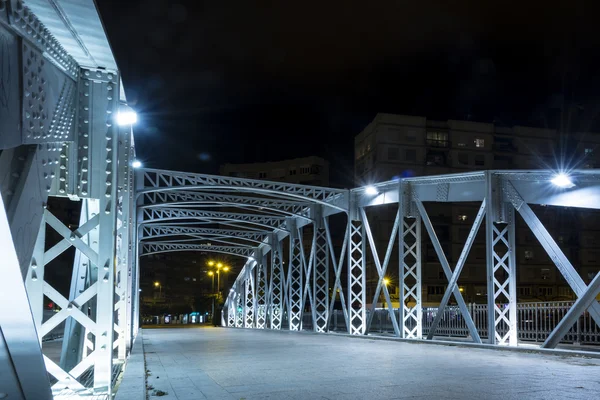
140, 225, 270, 243
137, 168, 348, 210
141, 191, 313, 217
141, 207, 289, 231
141, 242, 257, 258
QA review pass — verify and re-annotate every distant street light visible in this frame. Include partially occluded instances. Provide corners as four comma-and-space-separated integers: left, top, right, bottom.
383, 277, 390, 286
132, 160, 142, 169
154, 281, 162, 297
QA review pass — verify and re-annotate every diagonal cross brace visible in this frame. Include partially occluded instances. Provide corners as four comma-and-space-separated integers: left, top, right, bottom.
415, 200, 481, 342
45, 210, 99, 266
426, 200, 486, 342
326, 219, 350, 331
543, 270, 600, 348
44, 213, 100, 264
505, 181, 600, 328
361, 207, 401, 336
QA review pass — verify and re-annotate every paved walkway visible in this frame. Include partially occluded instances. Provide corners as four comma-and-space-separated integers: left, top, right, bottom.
143, 326, 600, 400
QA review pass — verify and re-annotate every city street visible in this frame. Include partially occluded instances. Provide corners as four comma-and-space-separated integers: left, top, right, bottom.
143, 326, 600, 400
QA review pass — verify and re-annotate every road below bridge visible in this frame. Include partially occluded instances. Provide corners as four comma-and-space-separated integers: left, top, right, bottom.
142, 326, 600, 400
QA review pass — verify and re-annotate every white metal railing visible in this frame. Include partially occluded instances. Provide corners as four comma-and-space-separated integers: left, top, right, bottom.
323, 301, 600, 345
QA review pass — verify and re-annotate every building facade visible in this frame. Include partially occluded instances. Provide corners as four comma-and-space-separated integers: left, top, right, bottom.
355, 113, 600, 305
220, 156, 330, 187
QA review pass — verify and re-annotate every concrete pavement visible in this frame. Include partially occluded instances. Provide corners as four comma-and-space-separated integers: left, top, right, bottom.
142, 326, 600, 400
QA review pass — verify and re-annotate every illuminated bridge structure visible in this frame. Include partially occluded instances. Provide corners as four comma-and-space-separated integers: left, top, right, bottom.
2, 1, 600, 399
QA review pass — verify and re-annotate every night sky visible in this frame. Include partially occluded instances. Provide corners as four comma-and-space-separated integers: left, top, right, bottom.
96, 0, 600, 187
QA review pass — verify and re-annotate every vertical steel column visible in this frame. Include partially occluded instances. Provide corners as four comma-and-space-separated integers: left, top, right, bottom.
244, 265, 255, 328
269, 237, 283, 329
348, 212, 366, 335
399, 216, 422, 338
399, 183, 422, 339
115, 122, 134, 360
227, 292, 236, 327
486, 173, 517, 345
288, 225, 303, 331
256, 252, 268, 329
313, 223, 329, 333
235, 286, 243, 327
86, 73, 119, 394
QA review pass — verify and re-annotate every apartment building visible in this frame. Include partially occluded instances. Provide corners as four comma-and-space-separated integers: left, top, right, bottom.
220, 156, 329, 187
355, 113, 600, 305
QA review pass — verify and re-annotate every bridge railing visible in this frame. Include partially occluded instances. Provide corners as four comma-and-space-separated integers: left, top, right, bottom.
325, 301, 600, 345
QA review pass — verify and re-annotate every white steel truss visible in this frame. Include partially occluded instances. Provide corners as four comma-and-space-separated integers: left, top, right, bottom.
5, 4, 600, 397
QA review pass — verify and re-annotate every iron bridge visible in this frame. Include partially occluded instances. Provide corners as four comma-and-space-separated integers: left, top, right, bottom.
2, 1, 600, 399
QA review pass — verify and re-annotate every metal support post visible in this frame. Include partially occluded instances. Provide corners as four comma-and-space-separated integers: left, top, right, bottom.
244, 265, 255, 328
485, 174, 518, 345
313, 224, 329, 332
348, 216, 366, 335
256, 252, 268, 329
398, 182, 422, 339
269, 237, 284, 329
288, 226, 303, 331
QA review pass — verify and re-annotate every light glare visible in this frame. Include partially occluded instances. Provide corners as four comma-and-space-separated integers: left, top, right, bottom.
365, 185, 378, 195
551, 173, 575, 188
132, 160, 142, 169
116, 110, 137, 126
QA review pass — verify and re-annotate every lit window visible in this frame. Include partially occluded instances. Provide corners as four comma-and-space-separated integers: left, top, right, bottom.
475, 138, 485, 148
524, 250, 534, 260
457, 214, 468, 222
585, 148, 593, 155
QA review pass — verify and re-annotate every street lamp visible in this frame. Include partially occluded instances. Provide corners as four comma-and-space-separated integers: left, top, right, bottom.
551, 173, 575, 188
154, 281, 161, 297
365, 185, 379, 195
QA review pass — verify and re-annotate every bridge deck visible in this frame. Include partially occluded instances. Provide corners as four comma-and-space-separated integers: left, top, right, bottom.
140, 326, 600, 400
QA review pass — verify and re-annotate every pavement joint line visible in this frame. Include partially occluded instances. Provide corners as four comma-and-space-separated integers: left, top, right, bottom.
222, 326, 600, 359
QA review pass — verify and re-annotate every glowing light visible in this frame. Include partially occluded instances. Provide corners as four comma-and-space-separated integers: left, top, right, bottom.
132, 160, 142, 169
365, 185, 378, 195
383, 278, 390, 286
459, 287, 464, 293
116, 110, 137, 126
208, 261, 214, 266
217, 262, 223, 268
223, 267, 229, 272
551, 173, 575, 188
154, 281, 160, 287
208, 271, 214, 276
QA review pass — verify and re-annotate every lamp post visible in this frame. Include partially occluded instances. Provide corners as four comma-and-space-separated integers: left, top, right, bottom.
207, 260, 230, 325
154, 281, 161, 297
